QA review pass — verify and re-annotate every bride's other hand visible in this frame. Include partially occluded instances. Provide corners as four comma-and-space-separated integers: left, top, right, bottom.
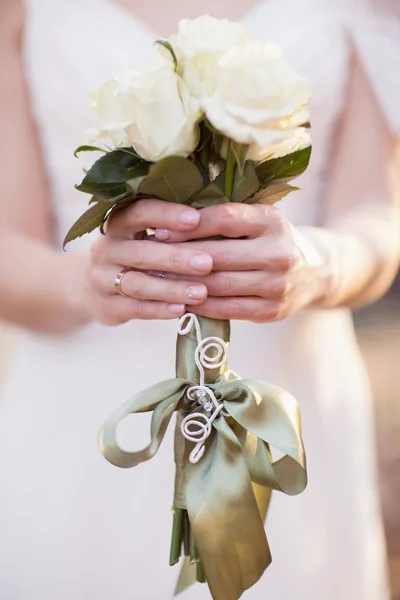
154, 203, 328, 322
85, 200, 212, 324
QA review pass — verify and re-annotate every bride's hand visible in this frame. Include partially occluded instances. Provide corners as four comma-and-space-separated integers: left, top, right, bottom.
86, 200, 212, 324
155, 203, 329, 323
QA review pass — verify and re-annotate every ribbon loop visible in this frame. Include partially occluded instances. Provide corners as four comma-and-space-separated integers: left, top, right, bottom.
98, 378, 189, 468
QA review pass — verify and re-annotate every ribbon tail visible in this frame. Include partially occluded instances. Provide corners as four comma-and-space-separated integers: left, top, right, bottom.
185, 417, 271, 600
98, 378, 189, 468
252, 482, 272, 524
223, 379, 307, 495
231, 422, 273, 523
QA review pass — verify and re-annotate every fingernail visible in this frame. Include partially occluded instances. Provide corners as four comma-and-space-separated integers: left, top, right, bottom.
180, 210, 199, 225
168, 304, 186, 315
186, 285, 206, 300
190, 254, 213, 272
155, 228, 171, 241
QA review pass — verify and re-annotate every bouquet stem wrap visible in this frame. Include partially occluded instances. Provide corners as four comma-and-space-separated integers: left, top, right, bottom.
98, 314, 307, 600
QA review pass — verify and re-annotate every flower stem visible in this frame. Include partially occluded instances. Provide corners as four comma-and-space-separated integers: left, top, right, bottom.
196, 561, 207, 584
224, 140, 236, 198
189, 530, 199, 564
183, 510, 191, 557
169, 507, 185, 566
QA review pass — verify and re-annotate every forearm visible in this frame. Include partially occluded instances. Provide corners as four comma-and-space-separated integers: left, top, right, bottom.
0, 231, 92, 334
301, 214, 400, 309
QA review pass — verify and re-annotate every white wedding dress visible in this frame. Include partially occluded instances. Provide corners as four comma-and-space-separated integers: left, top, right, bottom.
1, 0, 399, 598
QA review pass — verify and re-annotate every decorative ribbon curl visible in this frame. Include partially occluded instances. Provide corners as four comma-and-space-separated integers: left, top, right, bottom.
177, 313, 229, 464
98, 314, 307, 600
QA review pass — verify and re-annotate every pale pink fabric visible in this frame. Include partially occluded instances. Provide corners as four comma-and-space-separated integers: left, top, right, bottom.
0, 1, 398, 598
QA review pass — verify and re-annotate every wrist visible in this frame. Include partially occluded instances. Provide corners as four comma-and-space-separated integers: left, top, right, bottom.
60, 249, 93, 330
294, 226, 339, 307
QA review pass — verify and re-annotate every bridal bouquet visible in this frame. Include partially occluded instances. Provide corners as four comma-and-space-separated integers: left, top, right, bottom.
65, 15, 311, 600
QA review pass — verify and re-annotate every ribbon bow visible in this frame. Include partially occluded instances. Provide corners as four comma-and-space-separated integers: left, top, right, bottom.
98, 314, 307, 600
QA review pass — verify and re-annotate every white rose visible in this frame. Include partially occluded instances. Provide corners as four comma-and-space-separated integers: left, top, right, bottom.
87, 58, 201, 162
247, 127, 312, 162
202, 42, 312, 149
166, 15, 250, 98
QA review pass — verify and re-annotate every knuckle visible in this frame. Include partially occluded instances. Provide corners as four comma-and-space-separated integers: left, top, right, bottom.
251, 301, 284, 323
214, 273, 234, 295
208, 203, 238, 234
275, 242, 298, 272
213, 247, 229, 268
268, 206, 289, 234
217, 203, 240, 224
257, 204, 272, 226
223, 298, 242, 319
273, 276, 291, 300
250, 302, 270, 323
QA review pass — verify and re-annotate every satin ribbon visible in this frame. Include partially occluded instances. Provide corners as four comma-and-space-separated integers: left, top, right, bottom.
98, 317, 307, 600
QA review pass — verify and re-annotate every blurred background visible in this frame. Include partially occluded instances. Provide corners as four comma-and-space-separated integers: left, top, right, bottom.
354, 274, 400, 599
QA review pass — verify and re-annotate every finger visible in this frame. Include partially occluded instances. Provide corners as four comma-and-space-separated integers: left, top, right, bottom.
101, 269, 207, 304
107, 240, 213, 275
190, 297, 282, 323
107, 199, 200, 240
100, 295, 186, 324
187, 271, 289, 300
173, 238, 295, 272
155, 203, 278, 243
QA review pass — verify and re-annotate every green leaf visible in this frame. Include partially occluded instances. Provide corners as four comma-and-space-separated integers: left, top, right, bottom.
216, 161, 259, 203
246, 182, 299, 205
76, 148, 149, 199
139, 157, 204, 204
155, 39, 178, 69
74, 145, 106, 158
94, 191, 130, 204
63, 199, 116, 247
232, 161, 260, 202
256, 146, 312, 187
189, 182, 230, 208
